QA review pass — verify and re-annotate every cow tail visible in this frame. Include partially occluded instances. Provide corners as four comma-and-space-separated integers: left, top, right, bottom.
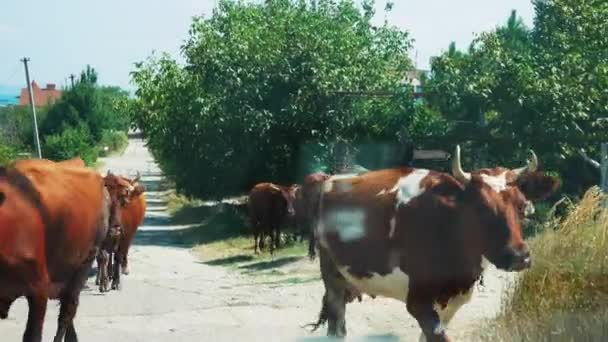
302, 293, 328, 332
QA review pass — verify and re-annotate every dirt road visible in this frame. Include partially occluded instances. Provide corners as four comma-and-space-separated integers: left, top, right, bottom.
1, 137, 515, 341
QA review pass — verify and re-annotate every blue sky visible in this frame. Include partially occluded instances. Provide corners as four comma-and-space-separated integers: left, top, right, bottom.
0, 0, 534, 92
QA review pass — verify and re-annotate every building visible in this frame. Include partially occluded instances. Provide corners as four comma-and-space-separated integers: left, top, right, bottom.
403, 69, 429, 99
18, 81, 63, 106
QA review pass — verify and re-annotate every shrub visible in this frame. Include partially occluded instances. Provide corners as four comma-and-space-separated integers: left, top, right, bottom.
0, 143, 17, 166
98, 129, 128, 156
43, 125, 98, 165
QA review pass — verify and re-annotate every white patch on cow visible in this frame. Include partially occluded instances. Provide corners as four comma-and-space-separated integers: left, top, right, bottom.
388, 216, 397, 238
481, 256, 491, 270
323, 208, 366, 242
376, 189, 387, 196
431, 286, 475, 337
394, 169, 430, 208
480, 172, 508, 192
339, 266, 410, 302
269, 184, 281, 192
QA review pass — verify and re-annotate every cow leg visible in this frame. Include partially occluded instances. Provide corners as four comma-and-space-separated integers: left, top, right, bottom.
111, 252, 122, 290
54, 250, 94, 342
23, 291, 47, 342
253, 231, 259, 254
319, 247, 347, 337
96, 250, 109, 293
121, 253, 129, 275
407, 287, 451, 342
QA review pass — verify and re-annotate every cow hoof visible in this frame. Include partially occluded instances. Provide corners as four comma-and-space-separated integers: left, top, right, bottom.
122, 267, 130, 275
111, 282, 121, 291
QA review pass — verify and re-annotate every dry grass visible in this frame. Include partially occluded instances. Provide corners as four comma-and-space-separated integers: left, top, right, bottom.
480, 187, 608, 341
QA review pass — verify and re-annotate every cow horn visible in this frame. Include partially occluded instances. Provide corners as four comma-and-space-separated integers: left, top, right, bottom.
133, 171, 141, 183
513, 149, 539, 178
452, 145, 471, 184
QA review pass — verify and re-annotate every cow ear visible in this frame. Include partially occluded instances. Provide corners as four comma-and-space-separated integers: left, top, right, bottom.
516, 172, 561, 201
132, 184, 145, 197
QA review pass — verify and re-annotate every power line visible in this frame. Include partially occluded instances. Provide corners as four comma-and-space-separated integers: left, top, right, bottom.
0, 64, 21, 86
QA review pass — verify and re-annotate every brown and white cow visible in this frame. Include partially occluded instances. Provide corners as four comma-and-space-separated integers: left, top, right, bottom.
308, 145, 560, 341
248, 182, 299, 254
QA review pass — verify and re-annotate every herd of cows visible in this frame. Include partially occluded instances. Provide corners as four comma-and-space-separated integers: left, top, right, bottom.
248, 145, 560, 342
0, 144, 561, 342
0, 156, 146, 342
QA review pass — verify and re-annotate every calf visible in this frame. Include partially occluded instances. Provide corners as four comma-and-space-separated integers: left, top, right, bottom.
248, 182, 299, 254
0, 159, 121, 342
308, 146, 559, 341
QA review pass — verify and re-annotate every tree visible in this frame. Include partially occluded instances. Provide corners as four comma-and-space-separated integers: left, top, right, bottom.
425, 3, 608, 178
131, 0, 442, 199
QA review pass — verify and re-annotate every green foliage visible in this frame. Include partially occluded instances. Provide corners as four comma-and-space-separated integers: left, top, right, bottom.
131, 0, 442, 198
0, 143, 17, 166
98, 129, 128, 157
0, 105, 49, 152
42, 124, 98, 166
426, 2, 608, 177
41, 66, 129, 143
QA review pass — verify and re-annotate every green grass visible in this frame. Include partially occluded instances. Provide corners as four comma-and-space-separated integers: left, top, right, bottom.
478, 187, 608, 341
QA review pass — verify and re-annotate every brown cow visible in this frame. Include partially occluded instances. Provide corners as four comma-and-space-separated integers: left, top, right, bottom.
116, 173, 146, 275
248, 182, 299, 254
0, 160, 121, 342
307, 146, 559, 341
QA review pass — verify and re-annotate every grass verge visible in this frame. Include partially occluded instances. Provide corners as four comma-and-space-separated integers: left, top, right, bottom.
479, 187, 608, 341
167, 193, 318, 286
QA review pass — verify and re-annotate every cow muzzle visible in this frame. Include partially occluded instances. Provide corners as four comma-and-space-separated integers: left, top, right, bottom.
508, 245, 532, 271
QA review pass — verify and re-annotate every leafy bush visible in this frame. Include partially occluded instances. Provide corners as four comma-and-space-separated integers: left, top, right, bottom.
131, 0, 446, 199
0, 143, 17, 166
98, 129, 128, 156
479, 188, 608, 341
43, 125, 98, 165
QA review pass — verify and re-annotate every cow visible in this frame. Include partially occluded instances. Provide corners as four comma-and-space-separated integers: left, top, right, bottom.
95, 171, 136, 292
298, 172, 332, 260
0, 159, 121, 342
248, 182, 299, 254
116, 172, 146, 275
307, 145, 560, 341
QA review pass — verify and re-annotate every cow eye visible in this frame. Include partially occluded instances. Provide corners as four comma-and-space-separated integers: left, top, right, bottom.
0, 192, 5, 205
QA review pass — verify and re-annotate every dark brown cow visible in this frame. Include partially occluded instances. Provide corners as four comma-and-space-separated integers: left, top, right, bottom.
116, 173, 146, 275
95, 171, 135, 292
248, 182, 299, 254
0, 160, 120, 342
308, 145, 559, 341
299, 172, 332, 260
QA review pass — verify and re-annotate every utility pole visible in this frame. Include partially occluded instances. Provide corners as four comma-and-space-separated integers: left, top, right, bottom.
21, 57, 42, 159
69, 74, 76, 88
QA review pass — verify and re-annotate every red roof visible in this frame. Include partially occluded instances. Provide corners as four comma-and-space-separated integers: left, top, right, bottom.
19, 81, 62, 106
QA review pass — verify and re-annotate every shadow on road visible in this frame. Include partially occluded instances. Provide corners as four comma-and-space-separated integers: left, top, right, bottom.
238, 256, 301, 271
201, 255, 255, 266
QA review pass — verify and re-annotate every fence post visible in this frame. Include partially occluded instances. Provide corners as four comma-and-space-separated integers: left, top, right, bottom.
601, 143, 608, 193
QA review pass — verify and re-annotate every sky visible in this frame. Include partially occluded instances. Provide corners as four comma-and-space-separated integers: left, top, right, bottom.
0, 0, 535, 92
